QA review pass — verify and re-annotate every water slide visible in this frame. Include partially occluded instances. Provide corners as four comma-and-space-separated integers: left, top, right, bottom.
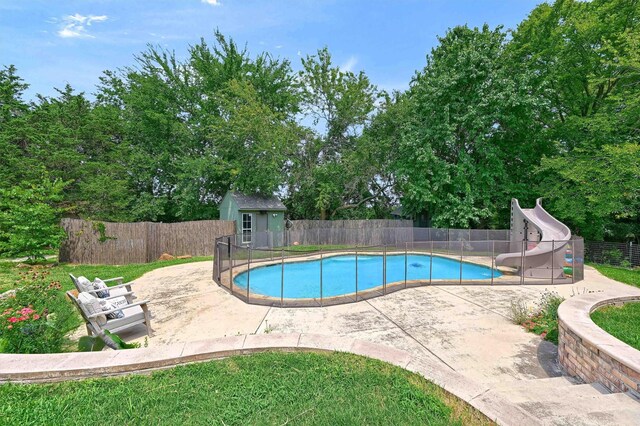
495, 198, 571, 279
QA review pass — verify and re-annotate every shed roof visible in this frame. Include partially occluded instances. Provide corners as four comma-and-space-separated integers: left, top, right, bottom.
228, 191, 286, 211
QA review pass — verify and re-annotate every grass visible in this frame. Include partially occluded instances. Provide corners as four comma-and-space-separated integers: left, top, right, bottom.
0, 256, 212, 294
591, 302, 640, 351
0, 351, 492, 425
591, 264, 640, 288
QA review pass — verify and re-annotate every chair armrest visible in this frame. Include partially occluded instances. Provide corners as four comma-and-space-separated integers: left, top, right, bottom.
106, 282, 135, 290
82, 286, 134, 296
87, 300, 150, 318
103, 277, 124, 284
103, 291, 134, 300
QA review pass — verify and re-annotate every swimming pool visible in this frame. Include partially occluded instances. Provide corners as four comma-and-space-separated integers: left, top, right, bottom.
233, 254, 501, 299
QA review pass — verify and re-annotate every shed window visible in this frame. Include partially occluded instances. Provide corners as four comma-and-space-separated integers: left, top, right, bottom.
242, 213, 252, 244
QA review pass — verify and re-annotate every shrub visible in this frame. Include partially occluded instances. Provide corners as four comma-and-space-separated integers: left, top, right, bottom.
0, 179, 67, 260
509, 298, 531, 324
511, 290, 565, 344
538, 290, 564, 322
0, 270, 78, 353
601, 248, 623, 265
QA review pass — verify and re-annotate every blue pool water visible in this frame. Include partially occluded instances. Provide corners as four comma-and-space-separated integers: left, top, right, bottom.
234, 254, 501, 299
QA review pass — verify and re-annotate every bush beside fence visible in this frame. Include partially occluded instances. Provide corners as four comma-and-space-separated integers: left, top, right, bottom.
584, 241, 639, 268
59, 219, 235, 265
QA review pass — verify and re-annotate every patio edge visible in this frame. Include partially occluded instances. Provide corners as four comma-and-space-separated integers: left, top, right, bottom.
0, 333, 539, 426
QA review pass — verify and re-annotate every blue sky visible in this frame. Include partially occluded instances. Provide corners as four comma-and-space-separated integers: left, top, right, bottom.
1, 0, 542, 101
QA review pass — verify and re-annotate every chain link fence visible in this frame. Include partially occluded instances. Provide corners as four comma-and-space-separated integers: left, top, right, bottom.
212, 228, 585, 307
584, 241, 639, 268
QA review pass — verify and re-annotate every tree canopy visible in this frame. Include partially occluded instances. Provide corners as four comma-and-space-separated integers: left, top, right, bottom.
1, 0, 638, 248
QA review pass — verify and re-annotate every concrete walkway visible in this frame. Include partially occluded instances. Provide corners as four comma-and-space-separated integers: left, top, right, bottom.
120, 262, 640, 424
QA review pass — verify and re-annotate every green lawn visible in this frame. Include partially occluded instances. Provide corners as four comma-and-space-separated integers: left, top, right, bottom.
0, 256, 212, 294
591, 302, 640, 351
591, 264, 640, 288
0, 351, 491, 425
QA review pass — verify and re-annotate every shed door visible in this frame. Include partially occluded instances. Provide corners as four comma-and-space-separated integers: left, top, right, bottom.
256, 213, 268, 233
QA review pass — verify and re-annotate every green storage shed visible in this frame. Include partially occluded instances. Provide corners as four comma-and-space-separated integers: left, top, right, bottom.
219, 191, 287, 247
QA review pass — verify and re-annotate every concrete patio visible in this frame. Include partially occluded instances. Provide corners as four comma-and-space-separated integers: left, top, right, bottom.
120, 262, 640, 424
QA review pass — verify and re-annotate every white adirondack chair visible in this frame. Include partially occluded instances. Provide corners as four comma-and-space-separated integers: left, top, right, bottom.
69, 274, 137, 302
67, 290, 152, 337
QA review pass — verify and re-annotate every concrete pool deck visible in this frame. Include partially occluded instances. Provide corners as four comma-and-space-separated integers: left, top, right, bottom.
116, 262, 640, 424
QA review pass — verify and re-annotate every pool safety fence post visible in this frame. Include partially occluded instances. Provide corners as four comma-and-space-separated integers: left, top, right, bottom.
404, 243, 408, 288
459, 242, 463, 285
491, 240, 495, 285
247, 247, 251, 302
571, 241, 576, 284
383, 245, 387, 295
355, 247, 359, 301
229, 244, 234, 295
520, 240, 525, 285
281, 249, 285, 307
320, 250, 323, 307
429, 241, 433, 285
551, 240, 555, 285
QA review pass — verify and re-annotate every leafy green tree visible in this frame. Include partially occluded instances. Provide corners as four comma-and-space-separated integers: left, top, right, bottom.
511, 0, 640, 239
395, 25, 549, 228
96, 31, 299, 221
0, 179, 68, 260
510, 0, 640, 149
287, 48, 383, 219
538, 143, 640, 241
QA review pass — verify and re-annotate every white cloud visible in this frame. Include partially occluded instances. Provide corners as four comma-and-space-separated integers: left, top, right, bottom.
341, 56, 358, 73
202, 0, 222, 6
57, 13, 108, 38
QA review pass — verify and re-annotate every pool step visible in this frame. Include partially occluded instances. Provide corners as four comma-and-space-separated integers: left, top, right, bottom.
489, 377, 640, 425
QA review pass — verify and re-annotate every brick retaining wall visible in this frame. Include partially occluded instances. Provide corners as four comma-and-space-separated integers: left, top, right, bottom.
557, 291, 640, 397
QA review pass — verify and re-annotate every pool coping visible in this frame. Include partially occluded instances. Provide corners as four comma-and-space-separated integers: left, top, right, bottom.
0, 333, 540, 426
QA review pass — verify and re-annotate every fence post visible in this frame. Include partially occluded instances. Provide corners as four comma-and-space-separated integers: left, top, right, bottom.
145, 222, 152, 263
429, 240, 433, 285
281, 249, 285, 307
404, 242, 408, 289
520, 240, 525, 285
459, 242, 463, 285
571, 241, 575, 284
491, 240, 495, 285
212, 239, 217, 281
551, 240, 555, 285
320, 250, 323, 307
355, 247, 359, 301
383, 245, 387, 294
229, 243, 234, 295
247, 247, 251, 302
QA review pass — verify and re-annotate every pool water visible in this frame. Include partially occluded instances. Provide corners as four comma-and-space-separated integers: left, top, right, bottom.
233, 254, 501, 299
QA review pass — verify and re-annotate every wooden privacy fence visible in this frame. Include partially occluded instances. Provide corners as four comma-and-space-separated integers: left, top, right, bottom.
59, 219, 235, 265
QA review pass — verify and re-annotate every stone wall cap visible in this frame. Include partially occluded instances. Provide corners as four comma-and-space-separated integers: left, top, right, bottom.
558, 289, 640, 373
